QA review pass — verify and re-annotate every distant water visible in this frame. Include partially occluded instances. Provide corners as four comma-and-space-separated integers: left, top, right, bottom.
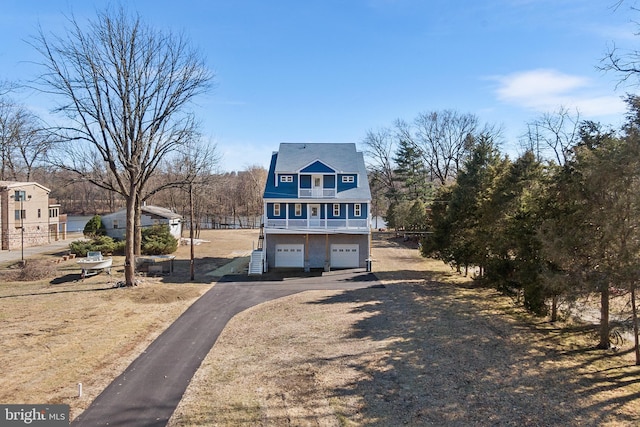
67, 215, 92, 233
372, 216, 387, 230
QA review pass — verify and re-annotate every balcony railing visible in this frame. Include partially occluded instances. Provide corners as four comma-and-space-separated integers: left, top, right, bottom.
265, 218, 369, 230
298, 188, 336, 198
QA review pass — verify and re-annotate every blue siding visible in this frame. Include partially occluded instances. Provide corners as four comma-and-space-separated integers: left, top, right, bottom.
267, 203, 285, 218
288, 203, 306, 218
337, 174, 358, 192
328, 203, 347, 219
323, 174, 335, 189
300, 160, 335, 173
300, 175, 311, 188
263, 153, 298, 199
349, 203, 368, 218
268, 203, 367, 220
278, 174, 298, 196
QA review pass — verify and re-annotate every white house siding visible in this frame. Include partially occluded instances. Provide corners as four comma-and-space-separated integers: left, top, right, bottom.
102, 207, 182, 241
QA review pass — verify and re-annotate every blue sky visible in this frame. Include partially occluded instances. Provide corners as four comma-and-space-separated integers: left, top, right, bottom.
0, 0, 637, 171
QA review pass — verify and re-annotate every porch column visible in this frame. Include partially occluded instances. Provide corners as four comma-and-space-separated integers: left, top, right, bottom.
325, 233, 329, 270
285, 202, 289, 228
304, 233, 310, 272
324, 204, 327, 229
346, 203, 350, 228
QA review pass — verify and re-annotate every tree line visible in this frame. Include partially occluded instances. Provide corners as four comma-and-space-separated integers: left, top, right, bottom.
364, 99, 640, 362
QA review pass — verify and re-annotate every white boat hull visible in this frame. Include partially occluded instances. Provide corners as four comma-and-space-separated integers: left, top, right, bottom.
77, 257, 113, 275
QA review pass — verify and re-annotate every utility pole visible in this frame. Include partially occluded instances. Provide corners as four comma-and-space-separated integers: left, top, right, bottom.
190, 183, 195, 281
11, 191, 29, 263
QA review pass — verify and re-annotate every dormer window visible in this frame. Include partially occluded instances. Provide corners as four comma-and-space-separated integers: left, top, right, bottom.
280, 175, 293, 183
342, 176, 354, 183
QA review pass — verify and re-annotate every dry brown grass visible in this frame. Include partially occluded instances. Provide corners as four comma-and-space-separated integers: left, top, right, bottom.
0, 229, 258, 421
169, 233, 640, 427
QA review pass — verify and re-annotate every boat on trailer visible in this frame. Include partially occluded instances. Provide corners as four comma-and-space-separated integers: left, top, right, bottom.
77, 251, 113, 277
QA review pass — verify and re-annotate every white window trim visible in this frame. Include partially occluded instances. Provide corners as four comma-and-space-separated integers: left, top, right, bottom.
280, 175, 293, 183
274, 203, 281, 216
341, 175, 354, 183
354, 203, 361, 217
333, 203, 340, 216
295, 203, 302, 216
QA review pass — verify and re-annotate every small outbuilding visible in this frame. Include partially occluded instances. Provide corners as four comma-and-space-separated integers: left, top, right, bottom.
102, 205, 182, 240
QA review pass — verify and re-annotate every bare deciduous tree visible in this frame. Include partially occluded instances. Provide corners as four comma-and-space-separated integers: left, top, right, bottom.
32, 6, 213, 286
412, 110, 479, 186
521, 106, 580, 165
361, 127, 399, 202
0, 100, 52, 181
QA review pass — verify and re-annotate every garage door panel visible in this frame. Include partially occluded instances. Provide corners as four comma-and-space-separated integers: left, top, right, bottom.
330, 244, 359, 268
275, 244, 304, 267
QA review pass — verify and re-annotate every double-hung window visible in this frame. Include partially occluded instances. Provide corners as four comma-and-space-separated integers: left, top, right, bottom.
295, 204, 302, 216
354, 203, 361, 217
333, 204, 340, 216
274, 203, 281, 216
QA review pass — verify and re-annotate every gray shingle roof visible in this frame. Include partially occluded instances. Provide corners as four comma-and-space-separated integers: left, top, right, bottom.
102, 205, 182, 220
275, 143, 361, 173
272, 143, 371, 200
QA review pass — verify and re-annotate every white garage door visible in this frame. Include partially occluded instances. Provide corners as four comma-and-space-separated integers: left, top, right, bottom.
275, 244, 304, 267
330, 244, 360, 268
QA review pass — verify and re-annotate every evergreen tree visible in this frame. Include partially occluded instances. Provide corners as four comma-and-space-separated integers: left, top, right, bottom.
83, 215, 106, 238
384, 202, 398, 231
423, 134, 505, 275
541, 118, 640, 350
407, 200, 427, 231
485, 151, 548, 314
393, 139, 431, 202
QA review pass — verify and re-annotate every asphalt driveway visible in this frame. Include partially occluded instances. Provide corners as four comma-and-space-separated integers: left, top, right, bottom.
72, 270, 379, 427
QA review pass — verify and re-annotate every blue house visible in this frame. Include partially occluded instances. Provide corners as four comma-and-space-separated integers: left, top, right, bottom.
250, 143, 371, 273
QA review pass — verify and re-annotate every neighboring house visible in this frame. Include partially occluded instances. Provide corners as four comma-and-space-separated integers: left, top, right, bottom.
0, 181, 66, 251
102, 205, 182, 240
253, 143, 371, 273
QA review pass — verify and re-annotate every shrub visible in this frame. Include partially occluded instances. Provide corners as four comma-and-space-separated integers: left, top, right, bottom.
141, 224, 178, 255
83, 215, 106, 238
8, 259, 58, 281
69, 240, 93, 257
70, 225, 176, 257
70, 235, 124, 257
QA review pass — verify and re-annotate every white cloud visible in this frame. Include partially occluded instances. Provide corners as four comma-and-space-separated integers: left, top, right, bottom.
492, 68, 626, 117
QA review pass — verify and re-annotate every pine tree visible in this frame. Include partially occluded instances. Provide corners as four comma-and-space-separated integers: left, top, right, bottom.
393, 139, 432, 202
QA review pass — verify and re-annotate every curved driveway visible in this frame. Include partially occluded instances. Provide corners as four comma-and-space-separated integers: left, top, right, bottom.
72, 270, 379, 426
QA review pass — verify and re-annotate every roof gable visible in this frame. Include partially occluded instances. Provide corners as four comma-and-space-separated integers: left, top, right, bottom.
264, 143, 372, 200
299, 160, 336, 174
274, 143, 360, 173
0, 181, 51, 194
